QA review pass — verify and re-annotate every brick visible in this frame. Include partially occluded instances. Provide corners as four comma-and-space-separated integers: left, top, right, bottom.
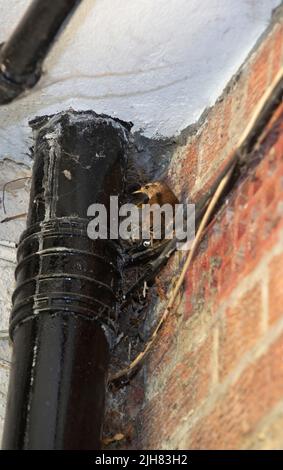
220, 212, 235, 256
169, 139, 200, 200
245, 407, 283, 450
234, 241, 246, 273
227, 70, 247, 144
188, 333, 283, 449
138, 394, 166, 449
218, 259, 233, 294
245, 38, 272, 119
269, 252, 283, 324
219, 283, 262, 379
206, 255, 221, 296
250, 174, 263, 197
184, 141, 199, 195
198, 102, 228, 182
265, 183, 276, 207
146, 309, 179, 377
171, 334, 212, 408
271, 24, 283, 78
220, 94, 233, 144
140, 335, 212, 449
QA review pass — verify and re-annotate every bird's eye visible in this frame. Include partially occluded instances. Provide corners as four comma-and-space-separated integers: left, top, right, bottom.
143, 240, 151, 247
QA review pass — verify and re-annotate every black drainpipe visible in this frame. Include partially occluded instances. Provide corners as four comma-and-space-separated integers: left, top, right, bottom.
0, 0, 82, 105
2, 110, 131, 449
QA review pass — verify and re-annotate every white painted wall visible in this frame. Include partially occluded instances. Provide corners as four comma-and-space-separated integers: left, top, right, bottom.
0, 0, 280, 164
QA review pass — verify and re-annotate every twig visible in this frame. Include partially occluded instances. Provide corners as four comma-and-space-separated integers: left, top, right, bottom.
1, 213, 27, 223
2, 176, 31, 214
0, 240, 17, 248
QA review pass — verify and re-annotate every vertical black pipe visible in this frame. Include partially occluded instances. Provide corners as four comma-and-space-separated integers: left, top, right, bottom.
0, 0, 82, 104
2, 110, 131, 449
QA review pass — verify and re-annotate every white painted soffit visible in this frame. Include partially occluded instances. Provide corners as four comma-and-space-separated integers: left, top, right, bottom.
0, 0, 280, 163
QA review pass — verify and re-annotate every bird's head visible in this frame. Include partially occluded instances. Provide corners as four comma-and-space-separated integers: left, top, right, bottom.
133, 182, 164, 199
132, 181, 179, 206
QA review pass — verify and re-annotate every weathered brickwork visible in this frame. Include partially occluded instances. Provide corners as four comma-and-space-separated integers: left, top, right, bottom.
105, 10, 283, 450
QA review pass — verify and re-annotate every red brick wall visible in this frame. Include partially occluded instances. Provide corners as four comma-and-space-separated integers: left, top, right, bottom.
113, 10, 283, 450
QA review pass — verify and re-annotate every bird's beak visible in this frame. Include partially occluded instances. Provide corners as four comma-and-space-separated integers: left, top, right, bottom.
132, 188, 145, 195
131, 187, 150, 206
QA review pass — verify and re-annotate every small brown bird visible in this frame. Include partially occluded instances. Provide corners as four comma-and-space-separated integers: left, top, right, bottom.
132, 181, 179, 244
